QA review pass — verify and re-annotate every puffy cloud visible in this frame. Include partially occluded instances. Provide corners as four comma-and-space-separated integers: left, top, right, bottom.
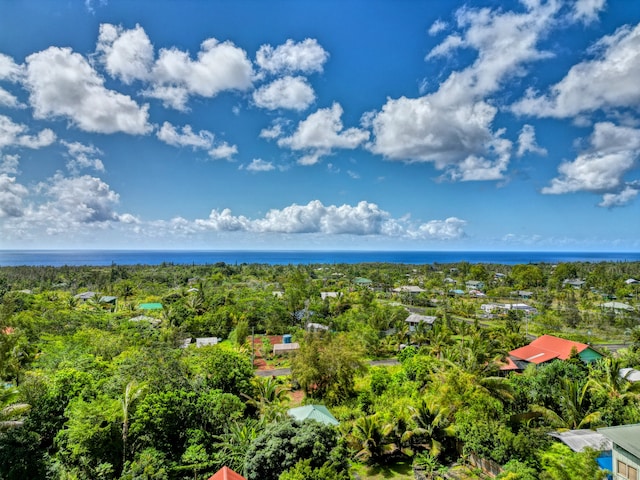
253, 76, 315, 111
156, 121, 214, 149
259, 123, 284, 140
599, 186, 639, 208
146, 38, 253, 110
0, 115, 56, 150
0, 154, 20, 175
516, 124, 547, 157
408, 217, 467, 240
194, 200, 467, 240
367, 0, 558, 180
513, 23, 640, 118
572, 0, 606, 24
0, 53, 23, 82
195, 208, 251, 231
278, 103, 369, 165
0, 174, 28, 218
38, 174, 121, 224
61, 141, 105, 173
245, 158, 275, 172
255, 38, 328, 75
208, 142, 237, 160
24, 47, 152, 134
542, 122, 640, 206
96, 23, 154, 83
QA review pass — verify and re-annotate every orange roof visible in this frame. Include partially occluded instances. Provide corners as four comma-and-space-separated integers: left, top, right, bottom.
499, 356, 521, 371
509, 335, 590, 364
208, 467, 246, 480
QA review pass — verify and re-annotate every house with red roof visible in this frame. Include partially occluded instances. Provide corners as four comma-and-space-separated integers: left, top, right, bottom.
501, 334, 603, 372
207, 466, 246, 480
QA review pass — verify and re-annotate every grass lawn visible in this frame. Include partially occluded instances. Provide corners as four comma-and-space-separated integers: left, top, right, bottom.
351, 461, 414, 479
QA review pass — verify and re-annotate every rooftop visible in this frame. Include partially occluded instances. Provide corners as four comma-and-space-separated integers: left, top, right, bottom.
509, 335, 593, 364
599, 424, 640, 460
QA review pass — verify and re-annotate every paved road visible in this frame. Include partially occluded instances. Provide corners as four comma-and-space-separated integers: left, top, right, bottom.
255, 358, 400, 377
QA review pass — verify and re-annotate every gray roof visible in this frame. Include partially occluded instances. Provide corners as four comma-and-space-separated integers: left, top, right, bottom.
74, 291, 96, 300
549, 429, 611, 452
195, 337, 219, 347
599, 424, 640, 459
405, 313, 437, 325
619, 368, 640, 383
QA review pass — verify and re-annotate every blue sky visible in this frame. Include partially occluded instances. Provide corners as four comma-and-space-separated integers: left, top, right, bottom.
1, 0, 639, 251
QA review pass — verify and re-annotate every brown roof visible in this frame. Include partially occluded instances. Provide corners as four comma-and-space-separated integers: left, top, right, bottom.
208, 466, 246, 480
509, 334, 590, 365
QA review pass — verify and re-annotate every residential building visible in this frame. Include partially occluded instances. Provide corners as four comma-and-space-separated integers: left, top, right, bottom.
599, 424, 640, 480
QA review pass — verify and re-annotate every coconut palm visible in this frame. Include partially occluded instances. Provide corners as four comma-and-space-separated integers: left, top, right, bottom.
347, 414, 396, 465
532, 379, 601, 429
408, 398, 455, 459
0, 387, 30, 432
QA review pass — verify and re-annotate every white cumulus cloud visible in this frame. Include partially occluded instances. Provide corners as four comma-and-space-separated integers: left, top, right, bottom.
513, 23, 640, 118
0, 115, 56, 150
253, 76, 315, 111
157, 121, 214, 150
246, 158, 275, 172
256, 38, 329, 75
62, 140, 105, 173
542, 122, 640, 206
24, 47, 152, 134
278, 103, 369, 165
0, 174, 28, 218
516, 124, 547, 157
96, 23, 154, 84
367, 0, 559, 181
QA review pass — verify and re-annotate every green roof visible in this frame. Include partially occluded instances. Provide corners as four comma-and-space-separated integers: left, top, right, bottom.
353, 277, 372, 284
287, 405, 339, 426
599, 424, 640, 460
138, 303, 163, 310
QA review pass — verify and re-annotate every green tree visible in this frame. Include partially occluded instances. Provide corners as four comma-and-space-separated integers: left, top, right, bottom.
244, 419, 346, 480
538, 443, 606, 480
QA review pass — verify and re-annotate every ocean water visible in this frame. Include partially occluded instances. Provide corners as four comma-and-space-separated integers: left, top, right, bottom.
1, 250, 639, 267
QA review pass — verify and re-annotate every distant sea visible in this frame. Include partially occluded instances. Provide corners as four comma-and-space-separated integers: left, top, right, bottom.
1, 250, 640, 267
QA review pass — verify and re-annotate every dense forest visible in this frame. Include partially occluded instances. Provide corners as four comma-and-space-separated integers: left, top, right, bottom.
1, 260, 640, 479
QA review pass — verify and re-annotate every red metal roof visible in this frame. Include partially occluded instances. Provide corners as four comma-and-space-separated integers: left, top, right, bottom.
499, 356, 521, 371
208, 467, 246, 480
509, 335, 590, 364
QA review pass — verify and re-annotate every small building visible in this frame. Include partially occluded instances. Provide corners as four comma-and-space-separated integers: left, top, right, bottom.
549, 429, 612, 473
273, 342, 300, 355
288, 405, 339, 426
138, 302, 163, 310
620, 368, 640, 383
392, 286, 425, 294
405, 313, 437, 330
599, 424, 640, 480
195, 337, 219, 347
563, 278, 586, 289
625, 278, 640, 285
208, 466, 247, 480
129, 315, 161, 326
74, 291, 96, 301
502, 334, 603, 372
353, 277, 372, 286
600, 301, 635, 313
466, 280, 485, 290
320, 291, 342, 300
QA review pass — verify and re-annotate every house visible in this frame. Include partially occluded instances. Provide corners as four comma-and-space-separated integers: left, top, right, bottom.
563, 278, 586, 289
405, 313, 437, 330
74, 291, 96, 301
392, 286, 425, 294
625, 279, 640, 285
273, 342, 300, 355
599, 424, 640, 480
549, 429, 612, 473
600, 301, 635, 313
320, 291, 342, 300
288, 405, 339, 426
502, 334, 603, 372
129, 315, 161, 326
619, 368, 640, 383
511, 290, 533, 299
466, 280, 485, 290
138, 302, 163, 310
353, 277, 372, 286
195, 337, 219, 347
208, 466, 247, 480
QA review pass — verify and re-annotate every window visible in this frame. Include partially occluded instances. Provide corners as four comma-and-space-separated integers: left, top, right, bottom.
618, 460, 638, 480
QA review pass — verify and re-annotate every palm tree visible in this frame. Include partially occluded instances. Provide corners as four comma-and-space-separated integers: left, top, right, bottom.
0, 387, 30, 432
243, 376, 290, 421
121, 380, 147, 466
214, 418, 265, 474
408, 398, 454, 459
532, 379, 601, 429
347, 414, 396, 465
587, 357, 640, 403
